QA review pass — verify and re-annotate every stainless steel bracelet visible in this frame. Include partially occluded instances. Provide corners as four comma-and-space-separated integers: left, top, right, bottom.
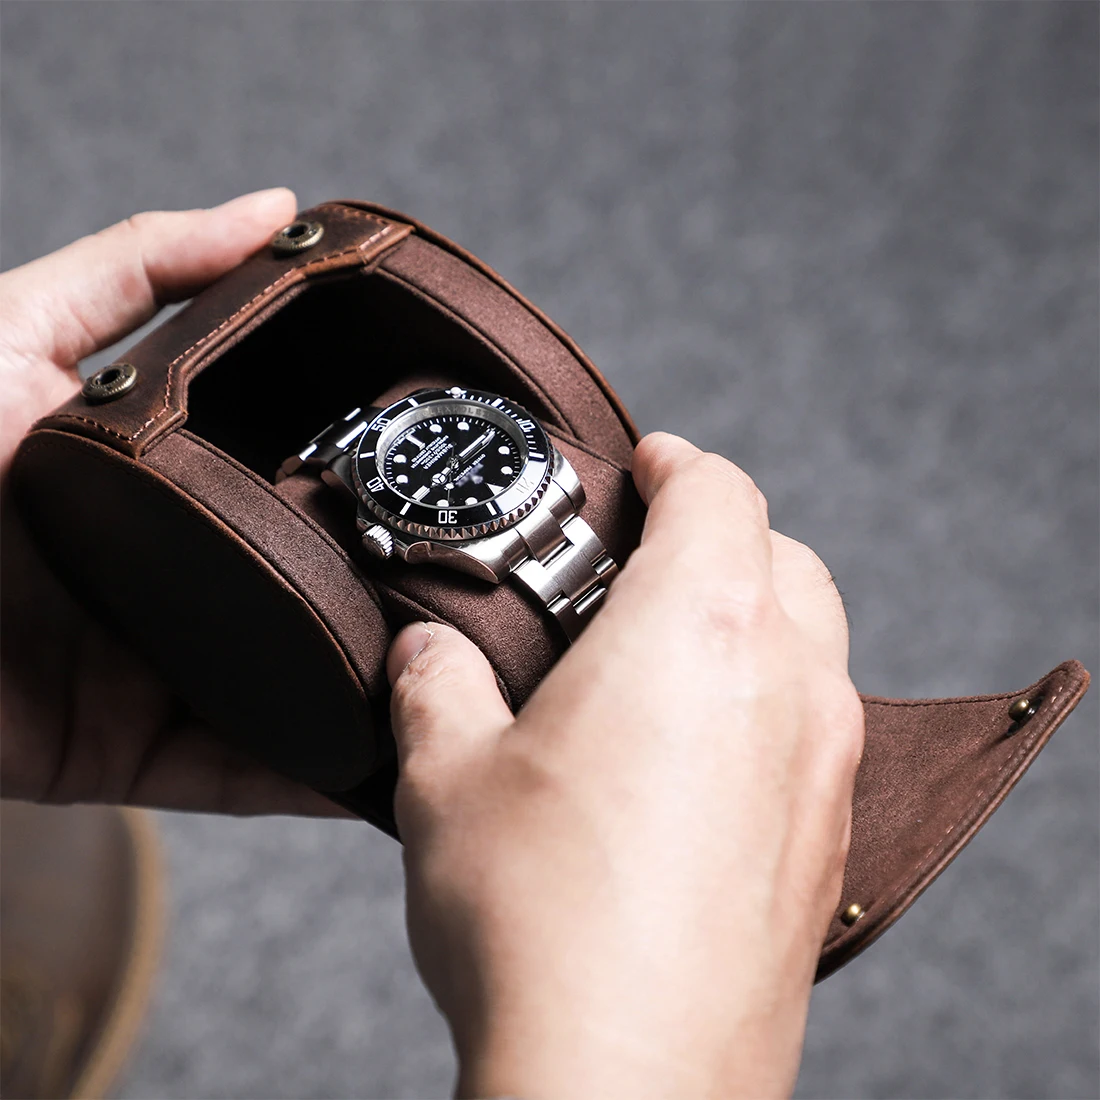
278, 408, 617, 642
277, 406, 376, 482
509, 479, 618, 641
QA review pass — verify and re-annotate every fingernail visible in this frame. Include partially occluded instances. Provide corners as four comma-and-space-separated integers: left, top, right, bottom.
386, 622, 436, 686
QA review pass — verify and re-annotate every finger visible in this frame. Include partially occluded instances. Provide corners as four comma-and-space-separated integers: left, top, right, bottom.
630, 430, 703, 507
0, 187, 298, 370
388, 622, 513, 826
114, 720, 355, 819
770, 531, 850, 666
629, 430, 773, 586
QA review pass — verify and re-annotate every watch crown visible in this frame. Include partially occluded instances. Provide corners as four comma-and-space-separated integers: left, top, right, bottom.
362, 524, 395, 560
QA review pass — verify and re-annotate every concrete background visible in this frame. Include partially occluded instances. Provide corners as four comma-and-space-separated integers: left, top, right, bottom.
2, 3, 1096, 1097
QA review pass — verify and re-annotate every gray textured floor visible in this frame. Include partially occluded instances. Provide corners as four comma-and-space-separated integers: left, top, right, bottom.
2, 3, 1097, 1098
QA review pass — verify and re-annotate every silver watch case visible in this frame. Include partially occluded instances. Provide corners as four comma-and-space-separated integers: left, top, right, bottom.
325, 444, 587, 584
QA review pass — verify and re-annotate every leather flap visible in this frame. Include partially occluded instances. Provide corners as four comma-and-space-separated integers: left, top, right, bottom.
820, 659, 1089, 979
34, 205, 414, 456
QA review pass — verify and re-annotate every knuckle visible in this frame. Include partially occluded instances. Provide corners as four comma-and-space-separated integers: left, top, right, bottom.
698, 577, 777, 636
120, 210, 157, 238
782, 537, 833, 586
657, 452, 769, 532
773, 532, 849, 630
694, 452, 769, 522
819, 679, 866, 778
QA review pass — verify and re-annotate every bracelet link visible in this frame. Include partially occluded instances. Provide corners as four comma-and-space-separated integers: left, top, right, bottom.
512, 513, 617, 641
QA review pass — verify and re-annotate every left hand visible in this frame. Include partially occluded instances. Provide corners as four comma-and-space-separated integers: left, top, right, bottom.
0, 189, 345, 816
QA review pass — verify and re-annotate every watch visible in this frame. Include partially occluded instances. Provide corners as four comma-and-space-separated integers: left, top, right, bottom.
278, 386, 619, 641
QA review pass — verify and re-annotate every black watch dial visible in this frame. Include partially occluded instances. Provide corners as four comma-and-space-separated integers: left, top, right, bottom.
354, 387, 553, 539
381, 411, 524, 509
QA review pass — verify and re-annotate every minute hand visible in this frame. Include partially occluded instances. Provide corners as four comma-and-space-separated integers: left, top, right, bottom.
459, 428, 495, 460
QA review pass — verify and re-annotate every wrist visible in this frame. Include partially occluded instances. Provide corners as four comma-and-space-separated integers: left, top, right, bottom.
453, 1007, 735, 1100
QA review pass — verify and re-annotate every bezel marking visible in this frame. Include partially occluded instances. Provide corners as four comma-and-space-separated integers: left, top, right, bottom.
353, 387, 553, 540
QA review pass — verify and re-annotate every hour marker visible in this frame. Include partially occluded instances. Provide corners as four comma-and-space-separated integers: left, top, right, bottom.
396, 474, 408, 484
436, 498, 449, 508
528, 453, 545, 461
407, 433, 425, 449
412, 485, 429, 501
429, 423, 443, 433
487, 484, 505, 495
498, 446, 510, 455
501, 466, 512, 475
465, 496, 478, 506
393, 454, 407, 464
400, 503, 411, 515
361, 451, 375, 459
487, 500, 501, 515
491, 398, 504, 407
457, 421, 469, 431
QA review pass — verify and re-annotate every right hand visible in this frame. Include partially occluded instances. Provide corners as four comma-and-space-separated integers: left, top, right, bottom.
387, 431, 864, 1099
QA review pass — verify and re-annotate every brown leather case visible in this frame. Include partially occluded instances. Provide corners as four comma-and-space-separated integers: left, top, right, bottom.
10, 201, 1089, 981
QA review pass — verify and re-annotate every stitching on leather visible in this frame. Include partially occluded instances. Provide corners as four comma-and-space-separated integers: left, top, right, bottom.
831, 667, 1073, 947
315, 203, 392, 238
45, 215, 395, 444
900, 674, 1065, 879
864, 689, 1037, 708
376, 266, 577, 438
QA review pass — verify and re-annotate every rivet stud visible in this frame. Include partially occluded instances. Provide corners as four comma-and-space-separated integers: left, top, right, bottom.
271, 219, 324, 256
82, 362, 138, 404
1008, 697, 1036, 723
841, 902, 865, 926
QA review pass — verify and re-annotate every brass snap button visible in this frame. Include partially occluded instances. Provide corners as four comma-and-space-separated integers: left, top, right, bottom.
82, 362, 137, 404
1008, 697, 1036, 724
840, 902, 865, 926
271, 219, 324, 256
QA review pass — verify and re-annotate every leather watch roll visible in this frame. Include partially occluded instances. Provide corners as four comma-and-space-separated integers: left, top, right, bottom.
10, 200, 1090, 981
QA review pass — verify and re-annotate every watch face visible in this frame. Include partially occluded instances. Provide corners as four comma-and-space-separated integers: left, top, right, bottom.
354, 387, 553, 539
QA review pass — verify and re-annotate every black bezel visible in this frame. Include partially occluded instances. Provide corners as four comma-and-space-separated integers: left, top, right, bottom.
352, 387, 553, 540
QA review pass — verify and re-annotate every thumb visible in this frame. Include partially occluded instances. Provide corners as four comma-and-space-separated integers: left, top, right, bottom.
0, 187, 298, 371
387, 622, 513, 832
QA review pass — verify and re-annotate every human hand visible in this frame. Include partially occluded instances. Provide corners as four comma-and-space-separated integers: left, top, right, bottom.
1, 190, 342, 816
387, 432, 864, 1099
